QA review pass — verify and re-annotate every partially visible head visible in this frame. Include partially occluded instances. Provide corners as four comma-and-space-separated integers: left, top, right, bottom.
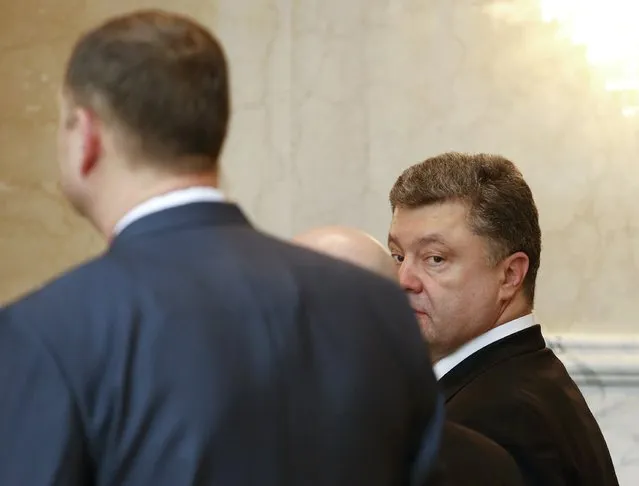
388, 152, 541, 361
293, 226, 397, 281
58, 10, 229, 227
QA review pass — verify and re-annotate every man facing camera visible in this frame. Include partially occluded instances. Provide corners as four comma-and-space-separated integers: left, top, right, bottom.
0, 10, 442, 485
388, 152, 618, 485
294, 225, 525, 486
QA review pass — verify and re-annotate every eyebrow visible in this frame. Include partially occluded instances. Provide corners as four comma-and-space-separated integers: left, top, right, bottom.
388, 233, 448, 249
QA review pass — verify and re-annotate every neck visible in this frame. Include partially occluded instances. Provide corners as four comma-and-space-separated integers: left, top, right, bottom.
494, 293, 532, 329
431, 294, 532, 364
89, 171, 218, 240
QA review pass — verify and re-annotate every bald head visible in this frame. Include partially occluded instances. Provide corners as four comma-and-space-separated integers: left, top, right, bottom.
293, 226, 397, 281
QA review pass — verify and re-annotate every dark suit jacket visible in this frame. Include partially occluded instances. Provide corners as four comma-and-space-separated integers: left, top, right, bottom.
441, 325, 618, 486
431, 422, 525, 486
0, 202, 442, 486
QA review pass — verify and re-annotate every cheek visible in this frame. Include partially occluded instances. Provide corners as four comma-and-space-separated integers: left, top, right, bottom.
57, 125, 74, 163
421, 267, 457, 303
427, 265, 492, 312
57, 138, 84, 199
59, 129, 85, 171
471, 267, 501, 295
457, 275, 501, 320
56, 124, 66, 157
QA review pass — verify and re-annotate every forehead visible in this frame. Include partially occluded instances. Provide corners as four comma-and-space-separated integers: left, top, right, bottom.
388, 200, 473, 248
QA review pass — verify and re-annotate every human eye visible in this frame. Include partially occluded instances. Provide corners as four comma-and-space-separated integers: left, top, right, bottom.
391, 253, 405, 264
425, 255, 445, 266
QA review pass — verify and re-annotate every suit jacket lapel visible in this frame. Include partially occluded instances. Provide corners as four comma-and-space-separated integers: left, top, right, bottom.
439, 325, 546, 402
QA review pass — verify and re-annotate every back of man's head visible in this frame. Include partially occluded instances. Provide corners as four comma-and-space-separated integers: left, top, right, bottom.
293, 226, 397, 281
64, 9, 229, 172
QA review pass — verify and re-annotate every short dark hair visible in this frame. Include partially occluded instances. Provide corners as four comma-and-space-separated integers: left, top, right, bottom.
64, 9, 230, 172
389, 152, 541, 303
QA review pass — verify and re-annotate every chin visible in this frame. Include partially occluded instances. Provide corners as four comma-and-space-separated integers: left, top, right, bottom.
414, 313, 433, 339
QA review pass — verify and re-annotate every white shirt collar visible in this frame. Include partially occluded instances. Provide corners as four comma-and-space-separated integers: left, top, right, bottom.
433, 313, 536, 380
113, 186, 225, 236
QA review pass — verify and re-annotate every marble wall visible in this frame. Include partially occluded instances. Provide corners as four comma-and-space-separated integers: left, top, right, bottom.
3, 0, 639, 334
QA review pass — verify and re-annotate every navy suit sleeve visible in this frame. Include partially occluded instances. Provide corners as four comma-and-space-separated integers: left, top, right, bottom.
394, 292, 444, 486
0, 311, 87, 485
378, 284, 443, 486
407, 353, 444, 486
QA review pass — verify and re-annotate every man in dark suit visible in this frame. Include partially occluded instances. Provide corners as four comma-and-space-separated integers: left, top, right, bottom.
387, 152, 618, 485
434, 422, 524, 486
0, 10, 443, 485
294, 225, 525, 486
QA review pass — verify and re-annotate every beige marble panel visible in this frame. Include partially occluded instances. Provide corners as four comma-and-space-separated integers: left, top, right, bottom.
0, 1, 101, 303
0, 0, 291, 301
289, 0, 373, 233
0, 181, 103, 302
212, 0, 293, 236
2, 0, 639, 333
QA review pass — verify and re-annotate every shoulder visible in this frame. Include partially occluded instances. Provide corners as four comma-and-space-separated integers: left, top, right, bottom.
269, 235, 405, 293
276, 237, 417, 330
1, 254, 133, 355
4, 254, 129, 316
448, 366, 562, 450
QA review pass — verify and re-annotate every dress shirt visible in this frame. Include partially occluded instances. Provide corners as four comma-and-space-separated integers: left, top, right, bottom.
434, 314, 536, 380
113, 186, 225, 236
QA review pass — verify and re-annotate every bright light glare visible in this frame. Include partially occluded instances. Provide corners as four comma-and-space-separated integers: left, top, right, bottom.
541, 0, 639, 115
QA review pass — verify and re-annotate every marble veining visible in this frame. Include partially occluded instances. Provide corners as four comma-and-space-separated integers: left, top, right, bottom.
2, 3, 639, 322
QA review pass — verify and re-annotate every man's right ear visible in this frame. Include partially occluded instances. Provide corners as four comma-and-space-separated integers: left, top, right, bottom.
76, 108, 102, 177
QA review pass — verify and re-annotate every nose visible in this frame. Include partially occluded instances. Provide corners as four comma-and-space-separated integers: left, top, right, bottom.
398, 262, 423, 293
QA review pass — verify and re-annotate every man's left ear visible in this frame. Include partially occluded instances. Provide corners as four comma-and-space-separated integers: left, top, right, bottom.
499, 251, 529, 300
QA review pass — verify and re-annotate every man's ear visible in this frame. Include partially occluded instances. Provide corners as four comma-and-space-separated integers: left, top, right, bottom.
76, 108, 102, 176
499, 251, 529, 300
